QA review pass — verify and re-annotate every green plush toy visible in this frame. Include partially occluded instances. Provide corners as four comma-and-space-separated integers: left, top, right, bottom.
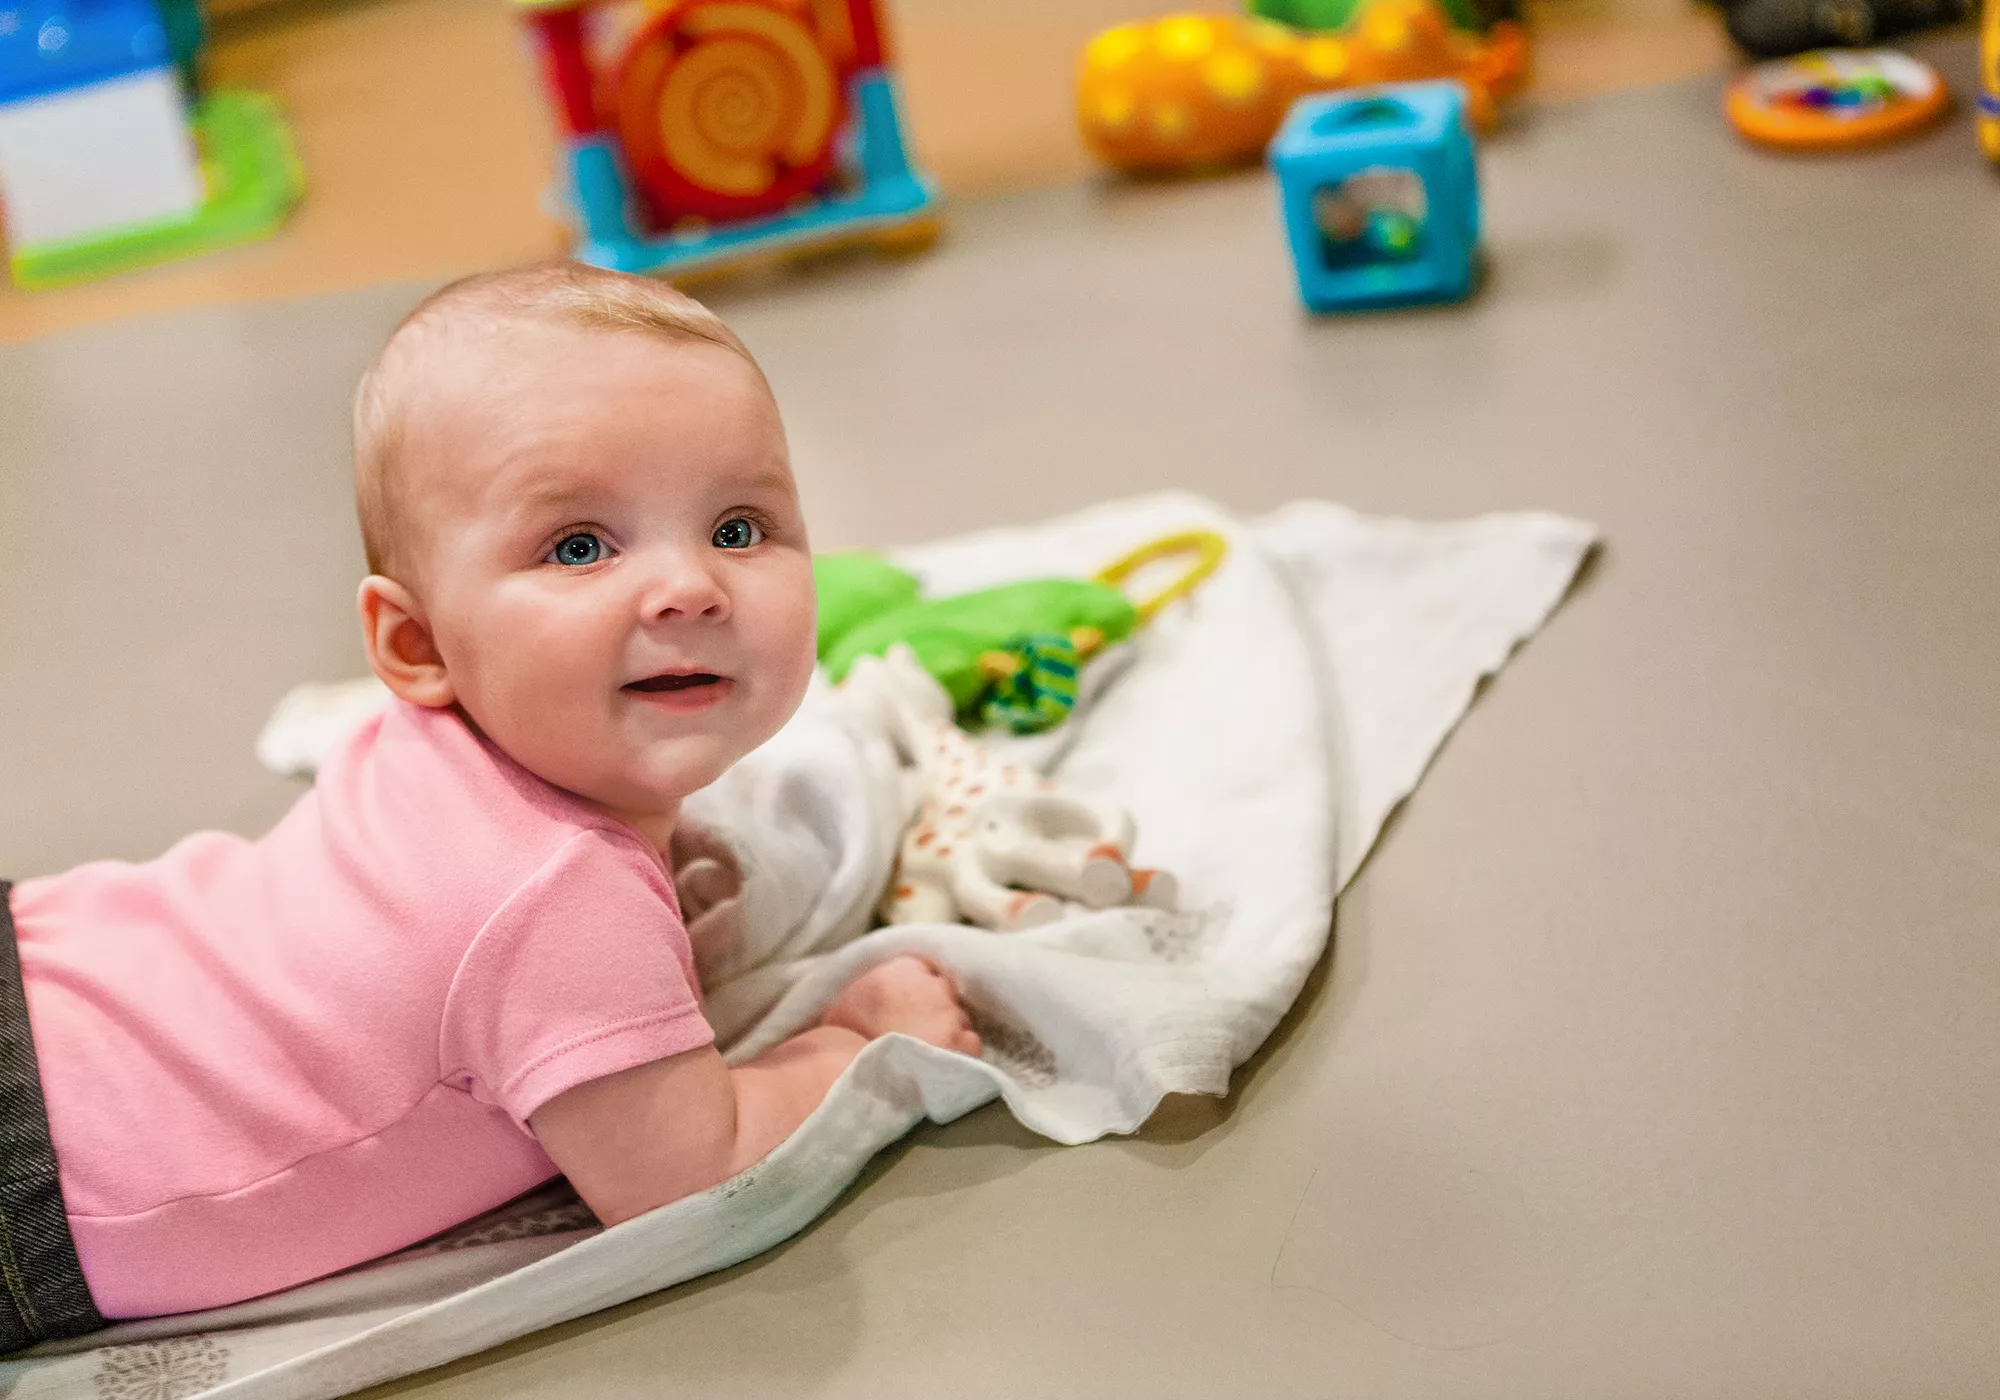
1249, 0, 1488, 34
811, 531, 1228, 734
813, 551, 921, 657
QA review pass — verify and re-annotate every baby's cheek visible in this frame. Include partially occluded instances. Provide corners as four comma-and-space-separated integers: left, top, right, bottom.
500, 669, 584, 739
501, 674, 617, 780
767, 624, 819, 719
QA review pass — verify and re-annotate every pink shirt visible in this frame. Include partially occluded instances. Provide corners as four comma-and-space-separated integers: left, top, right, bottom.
12, 700, 713, 1319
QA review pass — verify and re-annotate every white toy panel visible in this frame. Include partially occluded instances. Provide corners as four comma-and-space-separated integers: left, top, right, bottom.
0, 68, 202, 247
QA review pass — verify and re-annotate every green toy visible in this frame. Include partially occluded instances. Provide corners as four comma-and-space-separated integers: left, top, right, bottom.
812, 551, 921, 656
977, 632, 1084, 734
12, 91, 303, 291
1249, 0, 1486, 34
814, 531, 1228, 734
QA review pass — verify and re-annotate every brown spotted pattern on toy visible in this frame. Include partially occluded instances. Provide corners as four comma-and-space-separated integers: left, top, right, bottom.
843, 646, 1179, 933
885, 720, 1074, 930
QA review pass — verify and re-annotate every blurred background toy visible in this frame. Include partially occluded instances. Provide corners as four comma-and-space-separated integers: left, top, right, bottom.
515, 0, 939, 281
153, 0, 202, 93
0, 0, 300, 289
1251, 0, 1517, 39
1723, 48, 1948, 148
1270, 80, 1479, 311
1717, 0, 1967, 59
1980, 0, 2000, 158
1076, 0, 1524, 174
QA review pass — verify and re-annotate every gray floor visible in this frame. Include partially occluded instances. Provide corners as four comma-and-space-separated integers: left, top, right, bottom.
5, 38, 2000, 1399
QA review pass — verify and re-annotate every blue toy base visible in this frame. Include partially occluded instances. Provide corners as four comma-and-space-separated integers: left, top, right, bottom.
560, 68, 943, 284
576, 183, 944, 282
1296, 249, 1485, 314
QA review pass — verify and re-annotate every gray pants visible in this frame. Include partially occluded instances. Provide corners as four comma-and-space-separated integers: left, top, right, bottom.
0, 882, 105, 1353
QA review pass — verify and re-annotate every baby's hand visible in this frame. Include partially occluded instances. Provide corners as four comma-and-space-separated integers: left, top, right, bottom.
821, 955, 982, 1057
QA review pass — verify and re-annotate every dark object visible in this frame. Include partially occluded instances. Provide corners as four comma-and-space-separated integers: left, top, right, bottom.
1723, 0, 1970, 58
0, 884, 107, 1355
156, 0, 207, 95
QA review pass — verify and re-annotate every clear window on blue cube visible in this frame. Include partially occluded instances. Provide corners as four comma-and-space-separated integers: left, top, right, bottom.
1310, 167, 1429, 272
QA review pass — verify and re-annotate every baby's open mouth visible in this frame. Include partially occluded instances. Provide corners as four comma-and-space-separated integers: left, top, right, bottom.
625, 672, 723, 693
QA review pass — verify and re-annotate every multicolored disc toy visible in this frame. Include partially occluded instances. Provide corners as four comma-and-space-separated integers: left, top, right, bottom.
1725, 49, 1949, 150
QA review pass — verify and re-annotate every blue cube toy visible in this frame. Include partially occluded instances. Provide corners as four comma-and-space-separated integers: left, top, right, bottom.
1268, 80, 1480, 313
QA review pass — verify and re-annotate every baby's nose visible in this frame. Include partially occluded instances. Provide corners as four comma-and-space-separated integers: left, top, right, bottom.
639, 555, 730, 619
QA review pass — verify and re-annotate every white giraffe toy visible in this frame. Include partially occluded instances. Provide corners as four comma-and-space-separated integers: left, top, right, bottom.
841, 646, 1176, 932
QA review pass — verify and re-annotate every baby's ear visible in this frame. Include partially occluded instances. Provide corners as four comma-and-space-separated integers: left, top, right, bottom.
358, 576, 456, 708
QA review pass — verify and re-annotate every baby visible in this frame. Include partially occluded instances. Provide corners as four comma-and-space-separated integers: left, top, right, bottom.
0, 261, 980, 1350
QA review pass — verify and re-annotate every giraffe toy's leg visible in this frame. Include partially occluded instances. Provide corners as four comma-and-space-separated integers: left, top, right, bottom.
946, 853, 1065, 931
881, 872, 960, 927
1129, 867, 1179, 912
973, 794, 1135, 909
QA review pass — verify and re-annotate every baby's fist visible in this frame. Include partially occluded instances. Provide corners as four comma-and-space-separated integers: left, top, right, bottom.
822, 955, 982, 1058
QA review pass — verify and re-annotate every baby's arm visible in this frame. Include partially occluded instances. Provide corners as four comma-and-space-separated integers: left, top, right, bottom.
531, 955, 981, 1226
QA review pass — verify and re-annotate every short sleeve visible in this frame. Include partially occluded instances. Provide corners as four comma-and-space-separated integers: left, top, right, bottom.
439, 828, 715, 1126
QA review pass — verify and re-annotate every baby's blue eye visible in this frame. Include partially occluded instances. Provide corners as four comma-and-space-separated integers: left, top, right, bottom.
548, 533, 606, 566
713, 517, 764, 550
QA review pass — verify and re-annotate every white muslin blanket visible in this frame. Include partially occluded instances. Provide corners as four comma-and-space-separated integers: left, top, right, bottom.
1, 493, 1595, 1400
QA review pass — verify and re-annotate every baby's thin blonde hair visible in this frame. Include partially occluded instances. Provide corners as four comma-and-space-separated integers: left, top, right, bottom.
352, 260, 757, 578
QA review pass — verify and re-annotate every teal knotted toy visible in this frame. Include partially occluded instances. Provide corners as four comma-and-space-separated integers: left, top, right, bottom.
977, 632, 1082, 734
813, 531, 1228, 734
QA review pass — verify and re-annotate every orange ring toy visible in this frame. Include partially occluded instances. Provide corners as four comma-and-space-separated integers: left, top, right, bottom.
612, 0, 851, 224
1725, 49, 1948, 151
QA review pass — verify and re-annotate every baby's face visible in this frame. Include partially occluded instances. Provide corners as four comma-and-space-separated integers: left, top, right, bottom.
397, 322, 816, 833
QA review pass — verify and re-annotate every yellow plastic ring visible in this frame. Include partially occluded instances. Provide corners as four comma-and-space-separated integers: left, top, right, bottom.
1091, 529, 1229, 622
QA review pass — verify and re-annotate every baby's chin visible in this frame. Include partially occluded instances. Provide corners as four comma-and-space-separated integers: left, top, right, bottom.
510, 691, 802, 824
601, 737, 745, 808
490, 731, 727, 830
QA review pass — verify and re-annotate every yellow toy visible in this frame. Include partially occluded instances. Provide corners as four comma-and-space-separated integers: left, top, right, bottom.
1982, 0, 2000, 161
1076, 1, 1526, 174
